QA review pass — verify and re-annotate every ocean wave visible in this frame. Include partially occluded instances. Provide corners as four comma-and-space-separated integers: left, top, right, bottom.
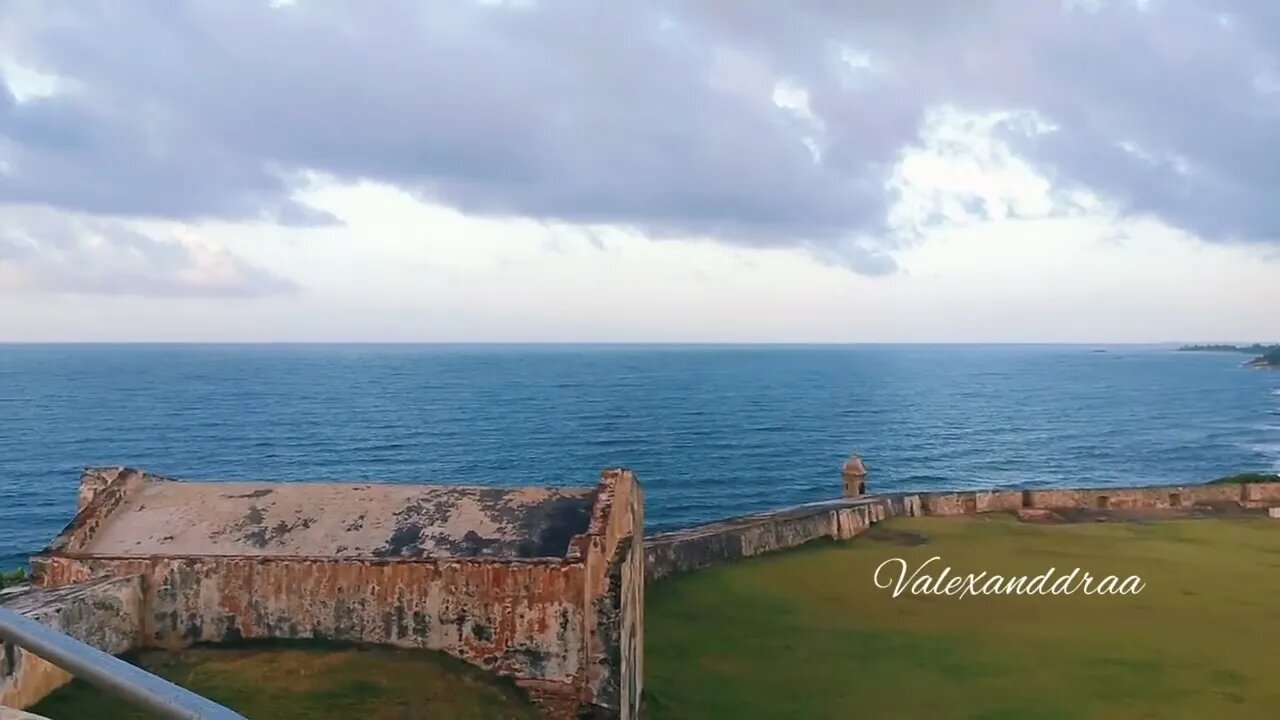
6, 344, 1280, 560
1250, 443, 1280, 470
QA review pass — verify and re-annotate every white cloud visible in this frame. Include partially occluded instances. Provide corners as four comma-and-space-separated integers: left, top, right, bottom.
0, 60, 70, 102
0, 208, 296, 297
2, 1, 1279, 341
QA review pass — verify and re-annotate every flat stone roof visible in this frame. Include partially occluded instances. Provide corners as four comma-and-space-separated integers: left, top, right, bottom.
77, 481, 598, 560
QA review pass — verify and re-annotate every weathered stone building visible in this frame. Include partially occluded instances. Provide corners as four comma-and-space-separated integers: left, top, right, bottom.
23, 467, 644, 719
14, 458, 1280, 717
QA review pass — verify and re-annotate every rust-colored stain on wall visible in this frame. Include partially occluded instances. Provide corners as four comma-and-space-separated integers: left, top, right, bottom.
31, 467, 644, 720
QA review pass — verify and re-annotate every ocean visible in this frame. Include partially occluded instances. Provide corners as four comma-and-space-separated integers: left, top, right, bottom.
2, 344, 1278, 571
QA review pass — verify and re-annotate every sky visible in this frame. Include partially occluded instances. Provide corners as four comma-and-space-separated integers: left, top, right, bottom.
0, 0, 1278, 343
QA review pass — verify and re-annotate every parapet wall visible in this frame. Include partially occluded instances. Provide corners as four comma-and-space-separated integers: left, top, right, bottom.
0, 576, 144, 709
918, 480, 1280, 516
575, 469, 644, 719
646, 481, 1280, 581
645, 495, 921, 581
34, 555, 587, 682
25, 467, 645, 720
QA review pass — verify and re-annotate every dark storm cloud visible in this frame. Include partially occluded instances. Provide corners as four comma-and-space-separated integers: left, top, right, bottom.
682, 0, 1280, 242
1, 0, 1278, 279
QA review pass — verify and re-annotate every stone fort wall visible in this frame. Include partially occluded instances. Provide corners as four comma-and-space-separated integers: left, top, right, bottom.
13, 468, 644, 720
916, 480, 1280, 515
645, 475, 1280, 580
7, 461, 1280, 718
0, 576, 143, 710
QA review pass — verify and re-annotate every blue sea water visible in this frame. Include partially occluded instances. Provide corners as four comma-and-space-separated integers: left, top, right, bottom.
2, 344, 1278, 571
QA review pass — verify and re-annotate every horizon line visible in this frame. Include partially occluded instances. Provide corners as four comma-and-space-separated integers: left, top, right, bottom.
0, 340, 1265, 347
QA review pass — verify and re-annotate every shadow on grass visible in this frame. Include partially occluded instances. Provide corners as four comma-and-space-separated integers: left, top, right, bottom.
31, 640, 541, 720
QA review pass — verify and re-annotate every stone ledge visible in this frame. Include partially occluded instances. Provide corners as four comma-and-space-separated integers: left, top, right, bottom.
645, 495, 921, 581
0, 708, 51, 720
0, 575, 144, 710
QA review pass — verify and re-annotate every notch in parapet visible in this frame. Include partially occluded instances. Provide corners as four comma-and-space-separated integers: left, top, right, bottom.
566, 468, 642, 564
78, 467, 137, 513
842, 454, 868, 498
44, 467, 160, 556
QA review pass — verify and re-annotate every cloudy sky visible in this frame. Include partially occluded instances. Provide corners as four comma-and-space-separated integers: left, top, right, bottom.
1, 0, 1277, 342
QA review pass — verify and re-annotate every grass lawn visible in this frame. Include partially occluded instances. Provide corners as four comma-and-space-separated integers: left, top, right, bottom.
30, 643, 540, 720
645, 515, 1280, 719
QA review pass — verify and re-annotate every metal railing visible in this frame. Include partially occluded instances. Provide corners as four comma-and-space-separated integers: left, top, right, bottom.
0, 607, 247, 720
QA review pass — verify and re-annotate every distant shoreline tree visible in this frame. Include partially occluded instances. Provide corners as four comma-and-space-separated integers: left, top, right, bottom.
0, 567, 26, 589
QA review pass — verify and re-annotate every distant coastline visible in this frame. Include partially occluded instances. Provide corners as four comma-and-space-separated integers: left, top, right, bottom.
1247, 351, 1280, 368
1178, 343, 1280, 368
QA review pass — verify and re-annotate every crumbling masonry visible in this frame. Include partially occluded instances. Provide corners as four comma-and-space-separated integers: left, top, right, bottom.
9, 467, 644, 719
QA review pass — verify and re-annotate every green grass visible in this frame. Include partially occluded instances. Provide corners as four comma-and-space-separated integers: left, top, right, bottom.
31, 643, 540, 720
646, 515, 1280, 719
